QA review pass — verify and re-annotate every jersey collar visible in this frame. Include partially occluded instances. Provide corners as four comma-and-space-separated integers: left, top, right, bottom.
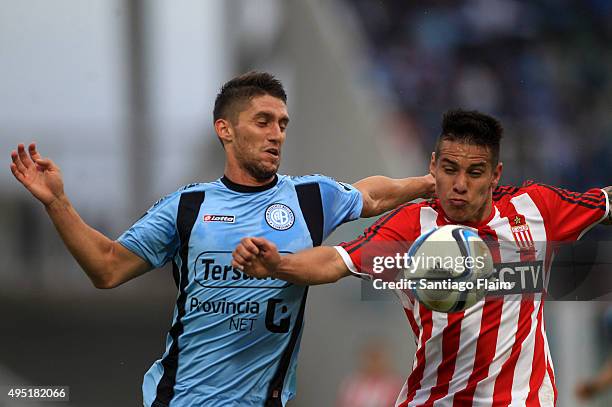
220, 174, 278, 193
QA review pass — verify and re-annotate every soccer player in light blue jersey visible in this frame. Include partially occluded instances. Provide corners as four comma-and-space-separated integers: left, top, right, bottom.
10, 71, 434, 407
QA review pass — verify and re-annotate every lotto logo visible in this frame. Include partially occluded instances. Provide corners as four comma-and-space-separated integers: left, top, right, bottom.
203, 214, 235, 223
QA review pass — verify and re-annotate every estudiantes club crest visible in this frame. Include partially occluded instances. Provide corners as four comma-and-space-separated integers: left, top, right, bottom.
265, 203, 295, 231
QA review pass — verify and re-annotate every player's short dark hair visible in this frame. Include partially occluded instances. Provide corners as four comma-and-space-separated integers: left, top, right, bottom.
435, 109, 503, 165
213, 71, 287, 124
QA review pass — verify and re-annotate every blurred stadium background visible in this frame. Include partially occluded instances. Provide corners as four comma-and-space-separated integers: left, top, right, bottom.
1, 0, 611, 406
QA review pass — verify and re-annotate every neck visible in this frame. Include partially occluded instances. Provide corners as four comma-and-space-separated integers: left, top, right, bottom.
472, 198, 494, 225
223, 162, 275, 187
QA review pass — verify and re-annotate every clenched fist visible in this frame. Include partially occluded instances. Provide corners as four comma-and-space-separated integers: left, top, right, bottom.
232, 237, 281, 279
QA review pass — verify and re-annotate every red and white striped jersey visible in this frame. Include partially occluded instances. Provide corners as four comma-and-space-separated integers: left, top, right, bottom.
336, 182, 610, 407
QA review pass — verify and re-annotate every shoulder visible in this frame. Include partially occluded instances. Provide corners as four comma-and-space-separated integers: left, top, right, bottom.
176, 180, 227, 196
375, 200, 427, 230
493, 180, 544, 203
150, 182, 215, 210
286, 174, 335, 185
493, 180, 606, 204
349, 200, 424, 244
284, 173, 357, 192
178, 180, 221, 192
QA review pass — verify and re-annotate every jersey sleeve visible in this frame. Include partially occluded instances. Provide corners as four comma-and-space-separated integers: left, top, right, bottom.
336, 203, 418, 279
527, 183, 609, 241
311, 175, 363, 239
117, 191, 181, 268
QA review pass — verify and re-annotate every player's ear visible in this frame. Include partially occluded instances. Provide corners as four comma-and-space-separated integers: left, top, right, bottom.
429, 152, 436, 175
491, 162, 503, 188
215, 119, 233, 144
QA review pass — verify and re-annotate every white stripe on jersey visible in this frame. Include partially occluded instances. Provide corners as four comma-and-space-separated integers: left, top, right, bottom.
509, 194, 549, 403
539, 367, 555, 406
419, 206, 439, 234
334, 246, 362, 277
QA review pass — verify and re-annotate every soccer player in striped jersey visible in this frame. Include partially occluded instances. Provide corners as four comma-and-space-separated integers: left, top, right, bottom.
233, 109, 612, 406
9, 71, 435, 407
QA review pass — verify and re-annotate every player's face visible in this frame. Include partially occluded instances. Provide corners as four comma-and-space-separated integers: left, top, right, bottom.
230, 95, 289, 181
430, 140, 502, 224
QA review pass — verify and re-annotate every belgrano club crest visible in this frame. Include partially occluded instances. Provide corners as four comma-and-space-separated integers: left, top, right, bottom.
265, 203, 295, 231
510, 215, 535, 252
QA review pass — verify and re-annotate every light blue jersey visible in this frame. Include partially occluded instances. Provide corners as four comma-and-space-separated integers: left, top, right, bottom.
118, 174, 362, 407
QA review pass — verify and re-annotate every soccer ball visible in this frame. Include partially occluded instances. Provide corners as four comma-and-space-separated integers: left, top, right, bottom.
403, 224, 494, 313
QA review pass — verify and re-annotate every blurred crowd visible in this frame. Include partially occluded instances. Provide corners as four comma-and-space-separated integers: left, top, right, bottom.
347, 0, 612, 190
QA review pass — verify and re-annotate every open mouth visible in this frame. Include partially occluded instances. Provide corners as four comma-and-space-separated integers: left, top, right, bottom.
264, 148, 279, 158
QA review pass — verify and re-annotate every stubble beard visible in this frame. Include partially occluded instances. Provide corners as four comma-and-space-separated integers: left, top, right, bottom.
233, 133, 279, 182
242, 159, 278, 182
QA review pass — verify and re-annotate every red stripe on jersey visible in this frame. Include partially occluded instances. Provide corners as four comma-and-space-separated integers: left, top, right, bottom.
404, 304, 433, 405
341, 208, 395, 253
545, 185, 602, 204
453, 226, 504, 406
421, 312, 465, 407
405, 308, 420, 340
538, 184, 606, 210
491, 296, 534, 404
526, 300, 546, 406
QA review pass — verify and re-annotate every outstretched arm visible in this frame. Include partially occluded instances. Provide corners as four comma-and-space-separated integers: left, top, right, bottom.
232, 237, 350, 285
354, 174, 434, 218
10, 143, 150, 288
